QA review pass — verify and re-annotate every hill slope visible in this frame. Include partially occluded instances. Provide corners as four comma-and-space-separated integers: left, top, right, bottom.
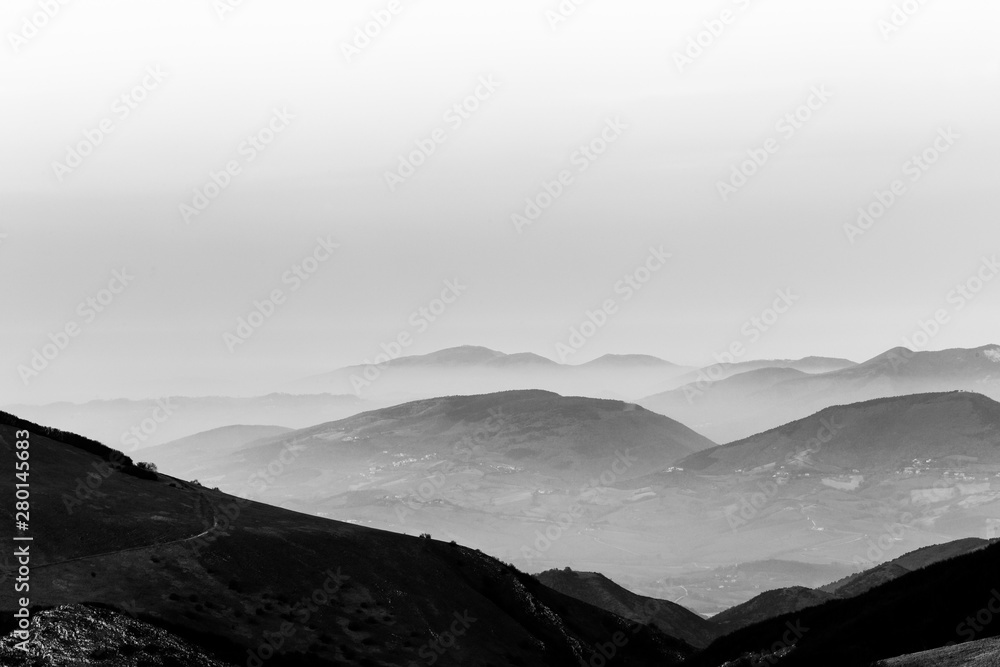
641, 345, 1000, 442
3, 393, 369, 450
536, 569, 717, 648
291, 345, 690, 401
143, 424, 293, 479
678, 391, 1000, 474
0, 410, 691, 666
151, 389, 716, 502
876, 636, 1000, 667
688, 539, 1000, 666
820, 537, 992, 597
709, 586, 835, 634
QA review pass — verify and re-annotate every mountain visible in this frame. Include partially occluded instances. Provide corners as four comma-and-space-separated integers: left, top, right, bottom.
536, 568, 718, 648
289, 345, 690, 401
3, 393, 372, 450
705, 537, 993, 635
142, 424, 294, 479
386, 346, 560, 368
709, 586, 835, 634
0, 409, 692, 666
638, 367, 812, 442
678, 391, 1000, 474
640, 345, 1000, 443
579, 354, 687, 369
150, 389, 716, 500
0, 605, 236, 666
819, 537, 992, 598
687, 538, 1000, 666
834, 345, 1000, 387
665, 356, 857, 389
141, 390, 717, 584
875, 636, 1000, 667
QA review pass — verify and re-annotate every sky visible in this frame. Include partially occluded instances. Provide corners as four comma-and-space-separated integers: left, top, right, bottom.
1, 0, 999, 403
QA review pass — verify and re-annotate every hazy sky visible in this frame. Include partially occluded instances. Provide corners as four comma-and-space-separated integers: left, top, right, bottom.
2, 0, 999, 403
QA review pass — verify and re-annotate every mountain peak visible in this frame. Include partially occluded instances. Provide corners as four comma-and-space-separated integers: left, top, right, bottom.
579, 354, 678, 367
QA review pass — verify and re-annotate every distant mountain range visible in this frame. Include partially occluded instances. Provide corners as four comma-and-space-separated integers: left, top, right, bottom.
641, 344, 1000, 442
289, 345, 692, 401
678, 391, 1000, 474
5, 397, 1000, 665
2, 393, 373, 449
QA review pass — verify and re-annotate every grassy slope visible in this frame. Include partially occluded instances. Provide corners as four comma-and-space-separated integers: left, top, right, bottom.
0, 412, 691, 667
536, 569, 718, 648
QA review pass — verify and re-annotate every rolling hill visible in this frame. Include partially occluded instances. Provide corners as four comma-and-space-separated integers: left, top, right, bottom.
708, 586, 835, 634
289, 345, 690, 401
536, 568, 718, 648
641, 345, 1000, 442
688, 537, 1000, 666
0, 409, 692, 666
142, 424, 294, 480
148, 389, 716, 504
876, 636, 1000, 667
3, 393, 371, 450
819, 536, 992, 598
638, 367, 812, 442
678, 391, 1000, 474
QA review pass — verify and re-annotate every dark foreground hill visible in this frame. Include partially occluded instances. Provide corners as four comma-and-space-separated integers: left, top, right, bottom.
819, 537, 992, 598
707, 537, 993, 634
0, 604, 236, 666
536, 569, 718, 648
688, 538, 1000, 666
875, 636, 1000, 666
0, 410, 691, 666
709, 586, 835, 635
